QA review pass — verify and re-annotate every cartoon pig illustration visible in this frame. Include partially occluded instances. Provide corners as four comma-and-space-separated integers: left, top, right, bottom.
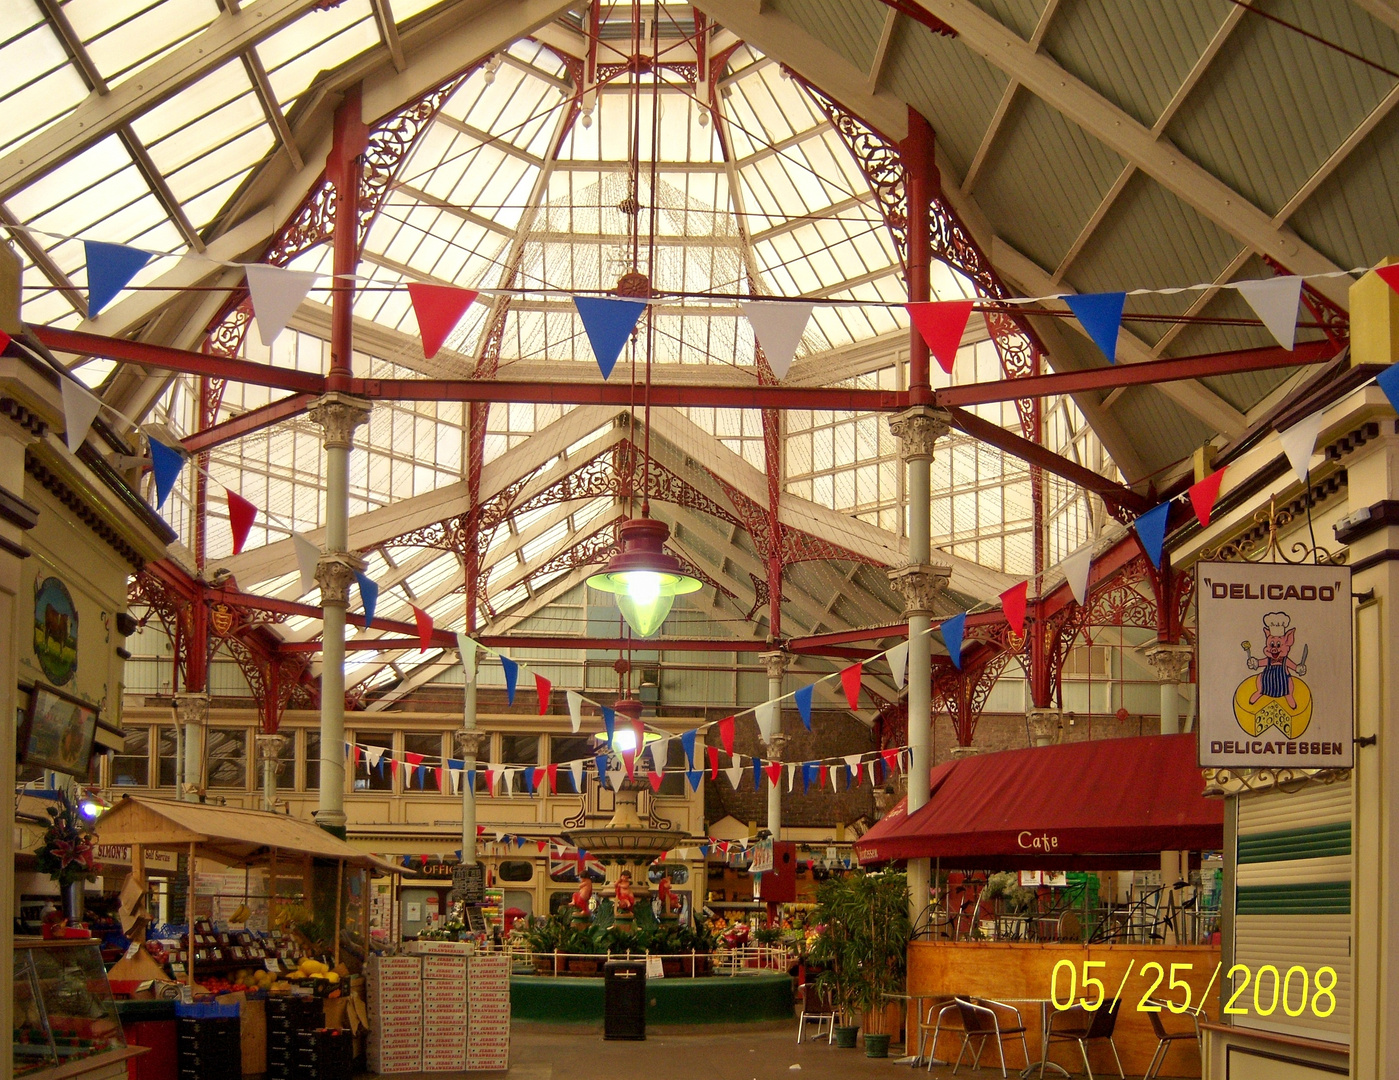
1246, 611, 1307, 709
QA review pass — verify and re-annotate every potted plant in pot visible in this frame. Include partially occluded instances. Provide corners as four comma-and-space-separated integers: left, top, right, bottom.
34, 793, 100, 928
809, 869, 911, 1055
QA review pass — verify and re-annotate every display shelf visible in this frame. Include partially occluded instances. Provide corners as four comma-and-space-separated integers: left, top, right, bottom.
13, 939, 133, 1080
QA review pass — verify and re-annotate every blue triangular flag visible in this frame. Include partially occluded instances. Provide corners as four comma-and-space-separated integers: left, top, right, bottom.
802, 762, 817, 793
1064, 292, 1125, 363
686, 769, 703, 792
753, 757, 762, 791
466, 769, 476, 790
941, 611, 967, 670
523, 766, 536, 794
514, 835, 527, 848
354, 571, 378, 628
573, 296, 646, 379
594, 754, 608, 783
500, 655, 518, 704
602, 706, 616, 746
1377, 363, 1399, 414
85, 241, 151, 317
794, 684, 814, 730
1133, 501, 1172, 569
680, 729, 697, 769
402, 856, 413, 868
416, 765, 426, 789
148, 437, 185, 509
448, 758, 464, 771
699, 844, 710, 857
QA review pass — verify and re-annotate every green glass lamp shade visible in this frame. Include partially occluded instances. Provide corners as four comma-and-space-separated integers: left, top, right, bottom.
586, 517, 702, 637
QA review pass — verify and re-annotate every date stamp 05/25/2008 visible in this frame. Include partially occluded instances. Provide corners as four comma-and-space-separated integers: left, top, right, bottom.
1047, 959, 1339, 1020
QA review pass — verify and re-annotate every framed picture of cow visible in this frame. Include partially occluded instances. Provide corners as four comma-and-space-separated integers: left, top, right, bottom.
19, 682, 97, 776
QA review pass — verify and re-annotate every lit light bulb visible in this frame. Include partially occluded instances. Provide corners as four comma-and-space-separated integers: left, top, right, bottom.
79, 800, 103, 820
613, 729, 636, 752
625, 571, 662, 606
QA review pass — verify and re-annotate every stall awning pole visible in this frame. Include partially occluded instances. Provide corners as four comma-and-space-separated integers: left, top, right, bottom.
188, 841, 197, 990
333, 860, 344, 966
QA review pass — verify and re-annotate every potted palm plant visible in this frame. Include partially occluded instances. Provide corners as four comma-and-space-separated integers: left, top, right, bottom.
809, 870, 911, 1055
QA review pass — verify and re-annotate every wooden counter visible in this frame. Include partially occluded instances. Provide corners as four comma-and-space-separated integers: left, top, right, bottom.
909, 940, 1221, 1077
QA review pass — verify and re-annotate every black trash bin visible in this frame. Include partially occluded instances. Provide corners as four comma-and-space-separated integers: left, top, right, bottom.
603, 959, 647, 1040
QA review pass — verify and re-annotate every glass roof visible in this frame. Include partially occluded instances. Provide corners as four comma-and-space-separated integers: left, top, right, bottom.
6, 2, 1120, 698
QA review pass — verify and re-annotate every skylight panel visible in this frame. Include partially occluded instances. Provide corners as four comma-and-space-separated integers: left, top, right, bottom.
133, 60, 260, 170
73, 0, 220, 88
260, 0, 377, 107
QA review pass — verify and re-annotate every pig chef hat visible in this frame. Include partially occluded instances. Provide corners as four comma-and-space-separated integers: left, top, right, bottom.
1262, 611, 1292, 636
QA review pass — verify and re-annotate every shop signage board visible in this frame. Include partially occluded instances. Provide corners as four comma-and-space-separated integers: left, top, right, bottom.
750, 836, 774, 874
1197, 561, 1352, 769
452, 862, 485, 903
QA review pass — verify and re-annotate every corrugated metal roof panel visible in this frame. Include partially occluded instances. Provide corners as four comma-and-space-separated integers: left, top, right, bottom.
1288, 103, 1399, 271
879, 17, 1008, 178
1066, 172, 1239, 349
1040, 0, 1228, 129
967, 0, 1044, 42
769, 0, 888, 77
974, 92, 1125, 271
1162, 2, 1399, 218
1108, 385, 1214, 474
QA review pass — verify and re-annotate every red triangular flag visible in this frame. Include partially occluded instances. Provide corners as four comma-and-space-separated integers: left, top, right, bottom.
535, 673, 552, 715
718, 716, 735, 756
840, 663, 862, 710
0, 330, 11, 353
881, 748, 900, 774
1377, 264, 1399, 296
764, 761, 782, 785
631, 721, 646, 757
405, 751, 423, 769
1000, 580, 1029, 636
1188, 467, 1227, 527
707, 744, 720, 780
435, 767, 444, 791
390, 757, 399, 777
226, 489, 257, 555
537, 839, 548, 852
353, 745, 362, 770
484, 768, 495, 793
648, 771, 664, 793
411, 605, 433, 652
906, 300, 976, 374
622, 747, 636, 780
407, 283, 479, 359
546, 763, 558, 794
818, 764, 829, 788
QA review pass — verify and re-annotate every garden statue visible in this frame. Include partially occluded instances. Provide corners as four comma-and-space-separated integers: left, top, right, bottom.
613, 870, 637, 927
656, 875, 681, 919
570, 877, 593, 929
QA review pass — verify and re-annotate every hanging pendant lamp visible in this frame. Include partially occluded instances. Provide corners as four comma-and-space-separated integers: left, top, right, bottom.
586, 517, 701, 637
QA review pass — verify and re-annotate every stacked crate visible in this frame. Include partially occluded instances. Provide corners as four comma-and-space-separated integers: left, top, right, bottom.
466, 952, 511, 1071
176, 1003, 240, 1080
292, 1027, 355, 1080
421, 950, 469, 1071
366, 955, 423, 1074
266, 996, 323, 1080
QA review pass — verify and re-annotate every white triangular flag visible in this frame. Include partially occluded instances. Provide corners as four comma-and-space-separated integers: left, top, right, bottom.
292, 532, 320, 595
787, 763, 797, 793
449, 768, 461, 794
245, 264, 319, 346
829, 763, 840, 792
566, 690, 583, 733
1235, 276, 1302, 351
886, 640, 909, 690
456, 634, 477, 683
844, 753, 861, 777
365, 745, 385, 767
650, 733, 670, 770
568, 760, 584, 792
1278, 409, 1325, 483
755, 700, 777, 742
607, 768, 626, 791
725, 763, 745, 790
60, 377, 103, 453
1060, 545, 1094, 606
867, 760, 880, 785
502, 767, 517, 797
741, 300, 813, 380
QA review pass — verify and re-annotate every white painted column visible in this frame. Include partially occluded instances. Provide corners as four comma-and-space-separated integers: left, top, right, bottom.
888, 406, 951, 928
456, 648, 485, 864
309, 394, 370, 835
255, 733, 288, 812
173, 693, 208, 801
761, 650, 789, 840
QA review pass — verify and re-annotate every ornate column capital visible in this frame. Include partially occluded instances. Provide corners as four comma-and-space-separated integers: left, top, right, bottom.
172, 693, 209, 728
763, 731, 789, 756
315, 552, 364, 608
307, 392, 370, 450
760, 649, 789, 683
1026, 708, 1062, 747
454, 730, 489, 758
888, 406, 951, 463
1142, 642, 1193, 684
887, 562, 952, 617
873, 773, 907, 818
255, 733, 289, 771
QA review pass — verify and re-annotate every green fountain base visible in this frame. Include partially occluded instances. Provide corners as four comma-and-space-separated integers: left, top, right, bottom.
510, 972, 794, 1025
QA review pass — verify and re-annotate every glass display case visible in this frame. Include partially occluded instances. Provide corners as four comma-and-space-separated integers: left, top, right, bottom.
13, 940, 127, 1078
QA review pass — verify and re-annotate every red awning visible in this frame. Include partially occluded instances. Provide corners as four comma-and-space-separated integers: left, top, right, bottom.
855, 734, 1222, 870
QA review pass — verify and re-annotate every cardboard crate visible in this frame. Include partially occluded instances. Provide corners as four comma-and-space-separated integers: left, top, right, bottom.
404, 940, 472, 956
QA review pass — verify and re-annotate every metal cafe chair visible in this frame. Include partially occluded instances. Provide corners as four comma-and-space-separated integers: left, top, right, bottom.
950, 997, 1031, 1078
916, 998, 959, 1069
1142, 998, 1207, 1079
1043, 998, 1125, 1080
796, 980, 836, 1044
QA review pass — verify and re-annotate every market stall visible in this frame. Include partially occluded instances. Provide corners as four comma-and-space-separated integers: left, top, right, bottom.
859, 735, 1223, 1077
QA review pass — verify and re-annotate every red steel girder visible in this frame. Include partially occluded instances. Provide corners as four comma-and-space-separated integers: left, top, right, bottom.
182, 394, 317, 454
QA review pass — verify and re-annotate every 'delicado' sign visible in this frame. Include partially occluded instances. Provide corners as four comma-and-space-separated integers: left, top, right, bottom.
1197, 561, 1352, 769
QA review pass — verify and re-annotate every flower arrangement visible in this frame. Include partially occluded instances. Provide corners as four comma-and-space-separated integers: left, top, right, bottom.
33, 794, 99, 888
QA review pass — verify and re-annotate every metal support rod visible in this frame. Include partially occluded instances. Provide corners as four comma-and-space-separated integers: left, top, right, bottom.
460, 657, 480, 865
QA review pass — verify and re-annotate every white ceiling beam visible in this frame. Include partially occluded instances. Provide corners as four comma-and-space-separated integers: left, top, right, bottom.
433, 113, 545, 167
991, 239, 1249, 436
389, 181, 519, 238
1149, 247, 1252, 358
960, 0, 1060, 194
370, 0, 407, 73
913, 0, 1352, 308
867, 8, 899, 95
691, 0, 910, 140
1350, 0, 1399, 35
0, 0, 329, 199
747, 192, 878, 245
